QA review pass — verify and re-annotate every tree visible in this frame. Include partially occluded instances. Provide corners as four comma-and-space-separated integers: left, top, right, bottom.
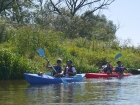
48, 0, 115, 17
0, 0, 35, 24
0, 0, 13, 14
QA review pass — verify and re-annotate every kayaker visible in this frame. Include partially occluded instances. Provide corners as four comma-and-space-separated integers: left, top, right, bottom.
64, 60, 77, 76
102, 62, 113, 74
114, 61, 128, 76
46, 58, 64, 77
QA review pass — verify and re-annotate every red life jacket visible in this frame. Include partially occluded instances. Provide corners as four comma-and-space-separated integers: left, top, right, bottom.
64, 66, 75, 76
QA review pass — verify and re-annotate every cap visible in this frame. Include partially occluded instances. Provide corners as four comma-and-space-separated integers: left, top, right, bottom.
67, 60, 72, 63
57, 58, 62, 63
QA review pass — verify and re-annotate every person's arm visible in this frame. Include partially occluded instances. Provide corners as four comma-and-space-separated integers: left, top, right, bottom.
110, 65, 113, 73
60, 70, 64, 75
53, 66, 64, 77
114, 67, 117, 73
123, 67, 128, 70
99, 69, 103, 73
59, 67, 64, 75
122, 67, 128, 73
46, 61, 53, 69
102, 67, 107, 73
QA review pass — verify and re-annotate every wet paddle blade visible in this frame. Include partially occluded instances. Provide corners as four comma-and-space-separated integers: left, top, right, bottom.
61, 78, 68, 85
38, 47, 45, 57
115, 53, 122, 59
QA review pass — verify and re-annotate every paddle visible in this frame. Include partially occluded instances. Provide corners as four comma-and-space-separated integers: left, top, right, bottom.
37, 47, 68, 85
127, 68, 140, 71
110, 53, 122, 63
102, 53, 122, 68
112, 66, 140, 71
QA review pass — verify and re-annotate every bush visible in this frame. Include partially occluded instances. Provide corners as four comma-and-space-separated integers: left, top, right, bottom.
0, 49, 38, 80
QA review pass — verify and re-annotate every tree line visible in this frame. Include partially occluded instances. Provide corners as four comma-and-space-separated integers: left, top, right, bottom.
0, 0, 116, 41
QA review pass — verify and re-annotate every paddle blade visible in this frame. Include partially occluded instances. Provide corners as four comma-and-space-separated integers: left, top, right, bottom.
38, 47, 45, 57
61, 78, 68, 85
115, 53, 122, 59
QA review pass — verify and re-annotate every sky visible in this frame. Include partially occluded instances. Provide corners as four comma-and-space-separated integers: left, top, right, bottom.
101, 0, 140, 47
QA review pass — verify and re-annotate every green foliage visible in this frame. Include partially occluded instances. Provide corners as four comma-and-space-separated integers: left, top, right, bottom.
0, 0, 35, 24
0, 49, 38, 80
41, 13, 116, 40
0, 19, 14, 43
0, 22, 140, 80
11, 26, 40, 58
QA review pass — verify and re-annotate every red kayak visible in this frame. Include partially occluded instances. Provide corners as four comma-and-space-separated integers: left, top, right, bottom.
85, 72, 132, 78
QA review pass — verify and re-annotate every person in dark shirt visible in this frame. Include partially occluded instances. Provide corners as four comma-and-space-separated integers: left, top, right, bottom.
46, 58, 64, 77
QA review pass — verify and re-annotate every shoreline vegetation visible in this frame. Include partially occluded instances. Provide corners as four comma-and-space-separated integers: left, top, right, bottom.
0, 22, 140, 80
0, 0, 140, 80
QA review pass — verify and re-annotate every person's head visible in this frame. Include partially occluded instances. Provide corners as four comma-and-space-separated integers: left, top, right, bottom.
116, 61, 121, 66
66, 60, 72, 66
57, 58, 62, 65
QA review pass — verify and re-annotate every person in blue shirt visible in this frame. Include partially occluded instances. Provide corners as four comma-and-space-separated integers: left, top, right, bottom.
103, 62, 113, 74
115, 61, 127, 74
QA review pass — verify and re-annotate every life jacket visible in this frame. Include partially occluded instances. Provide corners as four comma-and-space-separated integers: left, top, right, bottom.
64, 66, 75, 76
104, 66, 112, 73
115, 65, 123, 73
53, 66, 62, 76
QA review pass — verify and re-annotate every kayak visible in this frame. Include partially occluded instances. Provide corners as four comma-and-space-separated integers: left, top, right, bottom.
24, 73, 85, 85
85, 72, 132, 78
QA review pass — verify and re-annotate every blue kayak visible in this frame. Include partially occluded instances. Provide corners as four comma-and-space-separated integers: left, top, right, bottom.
24, 73, 85, 85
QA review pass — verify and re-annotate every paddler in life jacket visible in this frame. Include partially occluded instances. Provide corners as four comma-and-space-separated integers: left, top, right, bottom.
115, 61, 128, 74
64, 60, 77, 76
103, 62, 113, 74
46, 58, 64, 77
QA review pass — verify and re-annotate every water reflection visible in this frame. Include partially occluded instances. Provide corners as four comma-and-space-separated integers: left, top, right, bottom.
25, 83, 82, 104
0, 80, 29, 105
24, 76, 140, 105
0, 75, 140, 105
84, 76, 140, 105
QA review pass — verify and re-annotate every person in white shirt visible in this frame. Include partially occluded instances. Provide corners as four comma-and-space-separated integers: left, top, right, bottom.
64, 60, 77, 76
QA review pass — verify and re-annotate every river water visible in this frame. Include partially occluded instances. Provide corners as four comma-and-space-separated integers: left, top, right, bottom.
0, 75, 140, 105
